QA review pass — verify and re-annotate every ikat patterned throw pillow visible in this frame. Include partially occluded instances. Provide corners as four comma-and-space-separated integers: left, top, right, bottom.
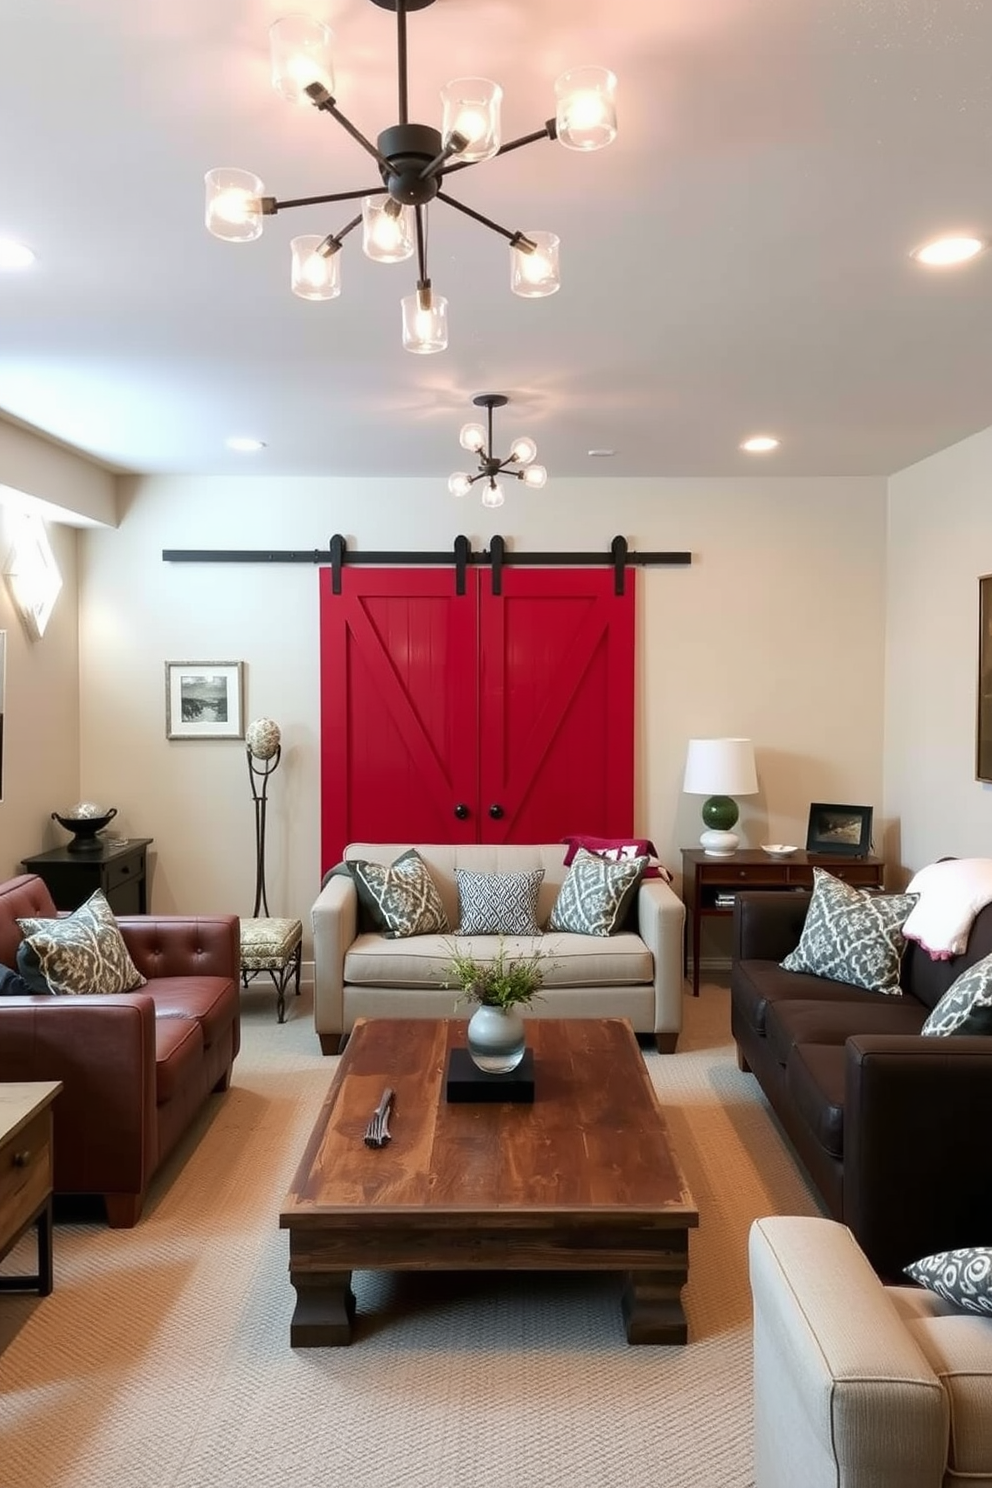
548, 847, 648, 937
780, 868, 917, 994
921, 951, 992, 1036
348, 849, 448, 939
904, 1247, 992, 1316
16, 888, 147, 996
455, 868, 544, 936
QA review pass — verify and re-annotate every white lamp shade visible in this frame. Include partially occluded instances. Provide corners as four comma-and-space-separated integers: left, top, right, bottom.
683, 738, 758, 797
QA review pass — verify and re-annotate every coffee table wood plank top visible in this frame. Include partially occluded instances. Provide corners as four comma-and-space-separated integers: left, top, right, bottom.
281, 1018, 698, 1346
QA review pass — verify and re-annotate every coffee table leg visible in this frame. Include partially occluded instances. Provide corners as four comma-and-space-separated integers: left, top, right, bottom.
621, 1269, 688, 1345
289, 1269, 356, 1347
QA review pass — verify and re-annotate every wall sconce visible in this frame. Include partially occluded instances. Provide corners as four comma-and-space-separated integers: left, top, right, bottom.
4, 511, 62, 640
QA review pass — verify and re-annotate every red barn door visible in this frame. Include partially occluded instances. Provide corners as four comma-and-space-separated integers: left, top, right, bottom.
320, 565, 635, 869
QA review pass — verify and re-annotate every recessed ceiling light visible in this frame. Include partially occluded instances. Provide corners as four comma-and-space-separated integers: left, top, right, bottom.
587, 448, 617, 457
910, 235, 987, 267
225, 436, 266, 452
0, 239, 36, 269
740, 435, 780, 453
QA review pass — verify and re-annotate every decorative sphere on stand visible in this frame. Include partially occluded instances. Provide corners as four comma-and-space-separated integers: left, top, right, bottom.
246, 718, 281, 760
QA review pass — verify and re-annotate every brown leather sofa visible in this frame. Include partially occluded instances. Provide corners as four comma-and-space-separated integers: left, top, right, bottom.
0, 873, 240, 1226
731, 888, 992, 1279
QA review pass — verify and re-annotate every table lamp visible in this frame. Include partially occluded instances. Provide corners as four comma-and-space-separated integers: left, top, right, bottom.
683, 737, 758, 856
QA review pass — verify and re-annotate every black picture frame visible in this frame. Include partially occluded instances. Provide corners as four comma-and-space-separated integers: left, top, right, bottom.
978, 575, 992, 783
805, 802, 873, 857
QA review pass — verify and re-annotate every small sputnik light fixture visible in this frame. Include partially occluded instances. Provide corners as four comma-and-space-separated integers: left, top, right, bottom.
448, 393, 547, 508
204, 1, 617, 353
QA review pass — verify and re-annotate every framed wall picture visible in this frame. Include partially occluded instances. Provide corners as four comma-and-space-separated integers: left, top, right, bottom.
166, 661, 245, 740
805, 802, 873, 857
978, 575, 992, 783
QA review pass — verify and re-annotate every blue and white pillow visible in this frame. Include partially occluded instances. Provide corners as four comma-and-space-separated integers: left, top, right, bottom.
455, 868, 544, 936
904, 1247, 992, 1316
921, 951, 992, 1036
781, 869, 917, 994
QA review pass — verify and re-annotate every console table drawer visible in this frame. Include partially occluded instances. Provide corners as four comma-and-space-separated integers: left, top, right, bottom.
0, 1110, 52, 1248
698, 863, 787, 887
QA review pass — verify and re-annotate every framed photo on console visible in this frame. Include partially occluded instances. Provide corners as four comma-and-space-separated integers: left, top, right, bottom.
805, 802, 873, 857
166, 661, 244, 740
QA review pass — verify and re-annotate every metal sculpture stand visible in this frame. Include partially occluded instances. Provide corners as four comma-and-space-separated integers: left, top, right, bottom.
247, 743, 282, 916
240, 742, 303, 1022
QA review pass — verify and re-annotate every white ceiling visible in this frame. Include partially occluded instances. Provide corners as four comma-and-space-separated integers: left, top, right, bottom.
2, 0, 992, 479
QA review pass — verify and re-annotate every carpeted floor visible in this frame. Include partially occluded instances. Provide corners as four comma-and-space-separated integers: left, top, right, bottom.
0, 982, 823, 1488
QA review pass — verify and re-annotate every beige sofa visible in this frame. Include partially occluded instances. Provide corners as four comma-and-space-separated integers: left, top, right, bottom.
311, 842, 686, 1054
749, 1216, 992, 1488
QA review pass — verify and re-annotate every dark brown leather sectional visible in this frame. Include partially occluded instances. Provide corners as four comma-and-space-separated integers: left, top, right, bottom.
731, 887, 992, 1279
0, 873, 240, 1226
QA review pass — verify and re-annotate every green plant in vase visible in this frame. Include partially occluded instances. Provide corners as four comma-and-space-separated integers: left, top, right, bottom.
442, 938, 548, 1073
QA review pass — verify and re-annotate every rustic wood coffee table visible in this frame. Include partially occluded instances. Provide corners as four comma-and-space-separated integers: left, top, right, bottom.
280, 1017, 698, 1346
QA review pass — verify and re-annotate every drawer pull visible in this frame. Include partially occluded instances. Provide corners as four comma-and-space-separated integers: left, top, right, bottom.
119, 864, 131, 875
12, 1150, 31, 1168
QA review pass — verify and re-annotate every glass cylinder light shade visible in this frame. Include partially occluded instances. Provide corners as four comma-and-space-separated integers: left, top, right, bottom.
448, 472, 473, 498
481, 479, 505, 509
510, 232, 560, 298
362, 197, 414, 263
555, 67, 618, 151
459, 422, 486, 453
269, 16, 335, 105
290, 235, 341, 300
509, 435, 537, 465
401, 291, 448, 354
204, 168, 265, 242
441, 77, 502, 162
521, 463, 548, 489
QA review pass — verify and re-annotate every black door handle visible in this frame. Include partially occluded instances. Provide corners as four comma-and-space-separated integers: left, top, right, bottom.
488, 803, 504, 819
454, 803, 470, 820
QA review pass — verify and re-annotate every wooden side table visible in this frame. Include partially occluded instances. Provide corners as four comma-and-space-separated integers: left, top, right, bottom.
0, 1081, 62, 1296
20, 838, 153, 914
681, 848, 885, 996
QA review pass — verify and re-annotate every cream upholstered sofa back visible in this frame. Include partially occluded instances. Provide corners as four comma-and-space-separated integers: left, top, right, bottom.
310, 842, 686, 1054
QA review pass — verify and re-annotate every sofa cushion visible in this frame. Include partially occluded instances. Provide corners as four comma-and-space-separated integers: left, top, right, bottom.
16, 889, 147, 996
898, 1302, 992, 1478
904, 1247, 992, 1318
732, 958, 899, 1040
455, 867, 544, 936
154, 1013, 205, 1105
921, 951, 992, 1036
343, 931, 653, 989
548, 848, 648, 937
765, 995, 926, 1067
784, 1042, 847, 1158
348, 850, 448, 939
781, 869, 918, 994
142, 977, 240, 1050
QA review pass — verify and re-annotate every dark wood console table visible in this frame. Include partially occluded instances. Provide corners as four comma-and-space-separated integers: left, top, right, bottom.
681, 847, 885, 997
20, 839, 153, 915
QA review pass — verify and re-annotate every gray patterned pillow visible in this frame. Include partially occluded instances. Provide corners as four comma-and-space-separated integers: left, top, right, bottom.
348, 849, 448, 939
921, 951, 992, 1036
16, 888, 147, 996
780, 869, 917, 994
455, 868, 544, 936
904, 1247, 992, 1316
548, 847, 648, 937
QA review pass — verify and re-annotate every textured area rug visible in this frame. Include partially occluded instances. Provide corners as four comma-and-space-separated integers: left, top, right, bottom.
0, 984, 822, 1488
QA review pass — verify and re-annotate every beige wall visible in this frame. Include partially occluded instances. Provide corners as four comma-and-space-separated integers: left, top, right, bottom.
75, 472, 888, 947
886, 424, 992, 876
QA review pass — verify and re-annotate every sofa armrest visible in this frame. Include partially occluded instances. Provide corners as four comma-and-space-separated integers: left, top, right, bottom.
733, 890, 811, 962
311, 873, 358, 1041
117, 915, 240, 982
749, 1216, 947, 1488
637, 878, 686, 1039
844, 1032, 992, 1278
0, 994, 158, 1198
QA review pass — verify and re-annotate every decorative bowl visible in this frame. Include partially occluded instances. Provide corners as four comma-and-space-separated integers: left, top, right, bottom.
761, 843, 798, 857
52, 805, 118, 852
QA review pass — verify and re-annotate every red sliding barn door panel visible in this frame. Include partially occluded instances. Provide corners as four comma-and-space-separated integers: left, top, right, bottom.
478, 567, 635, 843
320, 568, 479, 868
320, 565, 635, 868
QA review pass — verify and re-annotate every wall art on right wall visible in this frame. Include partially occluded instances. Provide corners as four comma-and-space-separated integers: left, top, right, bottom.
978, 574, 992, 784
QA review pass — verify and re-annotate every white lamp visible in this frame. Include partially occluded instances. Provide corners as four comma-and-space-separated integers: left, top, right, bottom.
683, 738, 758, 857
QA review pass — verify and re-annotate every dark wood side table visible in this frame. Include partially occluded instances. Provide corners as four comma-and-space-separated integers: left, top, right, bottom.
681, 848, 885, 996
0, 1081, 63, 1296
20, 838, 153, 915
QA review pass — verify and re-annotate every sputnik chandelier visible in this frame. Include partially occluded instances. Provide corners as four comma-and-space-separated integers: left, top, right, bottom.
449, 394, 547, 508
204, 0, 617, 355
